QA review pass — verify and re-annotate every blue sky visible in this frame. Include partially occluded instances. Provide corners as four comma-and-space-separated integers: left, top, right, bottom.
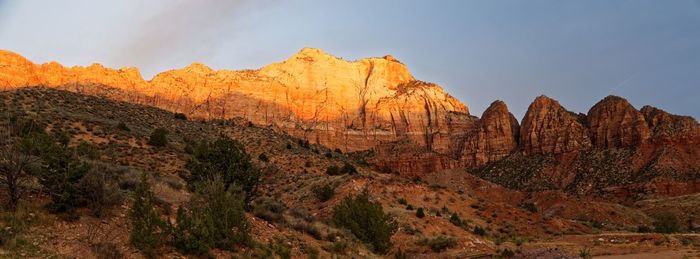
1, 0, 698, 119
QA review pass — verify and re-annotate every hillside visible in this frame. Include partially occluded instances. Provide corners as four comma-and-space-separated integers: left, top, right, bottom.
0, 87, 698, 258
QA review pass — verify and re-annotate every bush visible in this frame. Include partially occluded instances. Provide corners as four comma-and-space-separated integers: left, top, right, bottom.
398, 198, 407, 205
79, 164, 124, 217
426, 235, 457, 252
26, 133, 92, 214
76, 140, 100, 159
268, 238, 292, 259
637, 225, 652, 233
174, 113, 187, 120
258, 153, 269, 162
326, 165, 340, 176
128, 173, 170, 257
312, 184, 335, 202
449, 213, 462, 226
92, 242, 123, 259
416, 208, 425, 218
340, 163, 357, 175
117, 122, 130, 131
473, 225, 486, 236
147, 128, 168, 147
521, 202, 537, 213
332, 192, 397, 253
185, 135, 259, 204
653, 212, 680, 233
252, 198, 286, 223
172, 178, 251, 255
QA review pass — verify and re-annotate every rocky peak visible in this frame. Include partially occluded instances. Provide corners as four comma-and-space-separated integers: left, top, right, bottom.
520, 95, 591, 155
587, 95, 650, 148
459, 100, 519, 167
641, 105, 700, 139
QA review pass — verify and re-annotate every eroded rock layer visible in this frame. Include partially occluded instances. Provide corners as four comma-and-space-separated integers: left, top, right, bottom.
0, 48, 468, 152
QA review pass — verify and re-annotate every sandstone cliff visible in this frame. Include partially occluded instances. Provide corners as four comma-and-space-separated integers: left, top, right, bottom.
458, 100, 519, 167
519, 95, 591, 155
0, 48, 468, 152
587, 96, 650, 148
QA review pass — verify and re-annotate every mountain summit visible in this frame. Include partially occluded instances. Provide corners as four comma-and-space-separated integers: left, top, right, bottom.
0, 48, 468, 152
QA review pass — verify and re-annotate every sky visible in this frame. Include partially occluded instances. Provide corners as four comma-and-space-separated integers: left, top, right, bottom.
0, 0, 699, 120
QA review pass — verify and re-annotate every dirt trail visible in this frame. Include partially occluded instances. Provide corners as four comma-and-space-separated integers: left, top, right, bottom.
594, 249, 699, 259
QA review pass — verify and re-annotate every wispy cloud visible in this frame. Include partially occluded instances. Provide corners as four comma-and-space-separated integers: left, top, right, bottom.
110, 0, 271, 77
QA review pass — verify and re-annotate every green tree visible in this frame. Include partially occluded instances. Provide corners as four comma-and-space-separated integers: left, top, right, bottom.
332, 191, 397, 253
172, 178, 250, 255
129, 173, 169, 257
185, 136, 259, 203
147, 128, 169, 147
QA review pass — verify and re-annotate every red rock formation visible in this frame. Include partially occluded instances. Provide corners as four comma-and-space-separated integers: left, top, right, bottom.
459, 100, 519, 167
641, 105, 700, 142
520, 96, 591, 155
587, 96, 650, 148
0, 48, 468, 153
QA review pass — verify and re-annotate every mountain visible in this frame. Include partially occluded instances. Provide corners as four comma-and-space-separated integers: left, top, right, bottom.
0, 48, 467, 153
1, 48, 699, 199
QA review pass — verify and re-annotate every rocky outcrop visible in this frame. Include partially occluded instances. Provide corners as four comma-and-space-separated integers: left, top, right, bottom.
459, 100, 519, 167
587, 96, 650, 148
0, 48, 468, 153
641, 105, 700, 141
519, 96, 591, 155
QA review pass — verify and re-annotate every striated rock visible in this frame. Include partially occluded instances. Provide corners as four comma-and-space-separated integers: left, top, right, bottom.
368, 140, 458, 176
641, 105, 700, 141
0, 48, 468, 153
459, 100, 519, 167
520, 96, 591, 155
587, 96, 650, 148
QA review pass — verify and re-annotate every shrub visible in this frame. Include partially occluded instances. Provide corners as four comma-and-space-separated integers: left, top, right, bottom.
500, 248, 515, 258
473, 225, 486, 236
340, 163, 357, 175
76, 140, 100, 159
312, 184, 335, 202
147, 128, 169, 147
92, 242, 123, 259
172, 179, 251, 254
326, 165, 340, 176
332, 192, 398, 253
128, 173, 169, 257
269, 238, 292, 259
637, 225, 652, 233
398, 198, 407, 205
185, 135, 259, 204
116, 122, 130, 131
521, 202, 537, 213
579, 247, 591, 259
286, 143, 292, 149
449, 213, 462, 226
79, 164, 124, 217
174, 113, 187, 120
416, 208, 425, 218
258, 153, 269, 162
426, 235, 457, 252
653, 212, 680, 233
171, 206, 209, 256
252, 198, 286, 223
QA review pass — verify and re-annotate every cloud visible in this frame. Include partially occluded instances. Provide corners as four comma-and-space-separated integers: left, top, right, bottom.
110, 0, 271, 77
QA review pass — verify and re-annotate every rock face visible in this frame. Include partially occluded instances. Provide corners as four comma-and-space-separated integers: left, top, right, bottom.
641, 105, 700, 141
0, 48, 468, 152
519, 96, 591, 155
459, 100, 519, 167
587, 96, 650, 148
2, 48, 699, 181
